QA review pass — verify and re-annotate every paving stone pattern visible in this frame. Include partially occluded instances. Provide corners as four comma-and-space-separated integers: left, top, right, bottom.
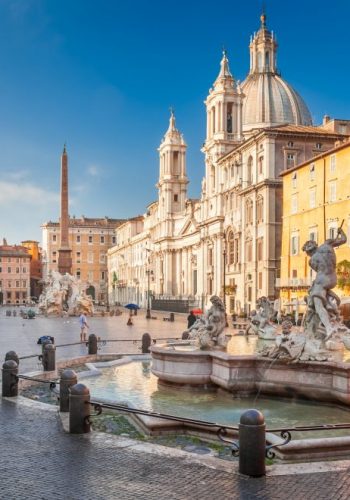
1, 399, 350, 499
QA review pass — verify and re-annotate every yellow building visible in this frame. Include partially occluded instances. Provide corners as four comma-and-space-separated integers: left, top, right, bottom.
279, 139, 350, 313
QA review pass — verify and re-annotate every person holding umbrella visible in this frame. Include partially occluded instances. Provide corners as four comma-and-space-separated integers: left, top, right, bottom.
125, 303, 139, 326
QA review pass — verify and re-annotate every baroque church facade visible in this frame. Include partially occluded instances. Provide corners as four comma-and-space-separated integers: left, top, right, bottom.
108, 14, 348, 314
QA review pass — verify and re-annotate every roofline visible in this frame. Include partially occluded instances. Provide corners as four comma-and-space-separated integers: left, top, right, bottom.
218, 125, 346, 163
280, 138, 350, 177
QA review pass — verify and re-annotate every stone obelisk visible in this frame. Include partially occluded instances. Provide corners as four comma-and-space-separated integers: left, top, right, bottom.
57, 144, 72, 275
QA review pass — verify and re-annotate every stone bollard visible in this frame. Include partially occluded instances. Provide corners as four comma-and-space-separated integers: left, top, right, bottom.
239, 409, 266, 477
60, 369, 78, 412
142, 333, 152, 353
88, 333, 98, 355
69, 383, 91, 434
2, 360, 18, 397
41, 338, 53, 355
43, 343, 56, 371
5, 351, 19, 366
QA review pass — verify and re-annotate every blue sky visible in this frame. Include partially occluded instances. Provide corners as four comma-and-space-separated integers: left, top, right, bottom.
1, 0, 350, 244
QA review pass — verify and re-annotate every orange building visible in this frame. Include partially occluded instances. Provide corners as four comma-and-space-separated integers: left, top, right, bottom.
21, 240, 43, 300
0, 241, 31, 305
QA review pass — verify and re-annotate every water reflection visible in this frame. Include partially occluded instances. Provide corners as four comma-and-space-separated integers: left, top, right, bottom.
83, 361, 350, 431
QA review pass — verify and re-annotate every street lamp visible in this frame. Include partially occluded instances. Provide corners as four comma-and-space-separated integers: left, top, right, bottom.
145, 248, 153, 319
146, 268, 153, 319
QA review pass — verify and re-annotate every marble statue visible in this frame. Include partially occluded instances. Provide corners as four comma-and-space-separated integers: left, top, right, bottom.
247, 297, 277, 340
39, 271, 94, 317
260, 225, 350, 362
183, 295, 227, 350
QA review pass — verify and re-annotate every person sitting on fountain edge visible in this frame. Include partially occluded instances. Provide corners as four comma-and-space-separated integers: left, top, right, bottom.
302, 225, 347, 340
187, 310, 197, 329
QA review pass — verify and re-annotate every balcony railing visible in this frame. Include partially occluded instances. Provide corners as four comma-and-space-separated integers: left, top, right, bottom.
275, 277, 313, 288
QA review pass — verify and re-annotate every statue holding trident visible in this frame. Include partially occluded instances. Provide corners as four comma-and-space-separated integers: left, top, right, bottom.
302, 220, 347, 340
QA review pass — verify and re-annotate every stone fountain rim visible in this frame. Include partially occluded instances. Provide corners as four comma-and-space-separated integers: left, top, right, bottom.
151, 343, 350, 369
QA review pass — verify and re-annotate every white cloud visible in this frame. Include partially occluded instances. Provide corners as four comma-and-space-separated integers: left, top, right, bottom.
0, 181, 59, 206
87, 165, 100, 177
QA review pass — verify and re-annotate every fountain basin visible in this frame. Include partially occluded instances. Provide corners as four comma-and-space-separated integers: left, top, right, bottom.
151, 343, 350, 405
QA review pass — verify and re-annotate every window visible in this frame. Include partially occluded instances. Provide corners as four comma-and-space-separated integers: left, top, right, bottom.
52, 251, 57, 263
112, 236, 116, 245
22, 267, 26, 273
256, 196, 264, 222
228, 232, 234, 265
8, 281, 11, 288
76, 269, 81, 279
247, 156, 253, 185
316, 143, 322, 150
16, 281, 20, 288
246, 239, 253, 261
257, 238, 263, 261
292, 269, 298, 278
292, 172, 297, 188
76, 235, 81, 243
100, 235, 105, 244
87, 252, 93, 264
330, 154, 336, 173
309, 188, 316, 208
7, 267, 11, 273
227, 103, 233, 133
52, 234, 57, 242
258, 156, 264, 175
291, 194, 298, 214
76, 252, 81, 263
100, 253, 105, 264
329, 226, 337, 239
88, 271, 93, 281
310, 163, 315, 181
16, 267, 19, 273
329, 181, 337, 202
101, 271, 105, 281
88, 235, 93, 244
208, 247, 213, 266
287, 153, 295, 169
309, 230, 317, 242
174, 194, 178, 202
0, 267, 2, 273
291, 234, 299, 255
258, 272, 263, 290
287, 141, 294, 147
246, 198, 253, 224
22, 280, 26, 287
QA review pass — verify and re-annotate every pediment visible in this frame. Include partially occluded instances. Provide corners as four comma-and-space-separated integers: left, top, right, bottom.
179, 217, 198, 236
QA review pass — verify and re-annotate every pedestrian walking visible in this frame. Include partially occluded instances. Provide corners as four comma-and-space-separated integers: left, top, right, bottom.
79, 312, 89, 342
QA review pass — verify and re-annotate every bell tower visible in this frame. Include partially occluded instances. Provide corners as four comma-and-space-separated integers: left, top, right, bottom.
202, 50, 244, 196
157, 110, 188, 222
57, 144, 72, 275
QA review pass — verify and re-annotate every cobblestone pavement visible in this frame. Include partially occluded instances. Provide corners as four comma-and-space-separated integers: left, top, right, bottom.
1, 398, 350, 500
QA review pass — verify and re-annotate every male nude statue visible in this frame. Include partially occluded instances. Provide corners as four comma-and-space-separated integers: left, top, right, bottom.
302, 225, 346, 340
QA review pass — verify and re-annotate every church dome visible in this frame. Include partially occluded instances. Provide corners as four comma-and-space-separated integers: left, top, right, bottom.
241, 72, 312, 132
241, 13, 312, 133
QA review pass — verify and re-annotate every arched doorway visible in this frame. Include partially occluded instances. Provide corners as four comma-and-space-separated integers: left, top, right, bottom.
86, 286, 95, 301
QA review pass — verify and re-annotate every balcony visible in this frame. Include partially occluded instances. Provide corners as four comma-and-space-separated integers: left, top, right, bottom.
275, 277, 313, 288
